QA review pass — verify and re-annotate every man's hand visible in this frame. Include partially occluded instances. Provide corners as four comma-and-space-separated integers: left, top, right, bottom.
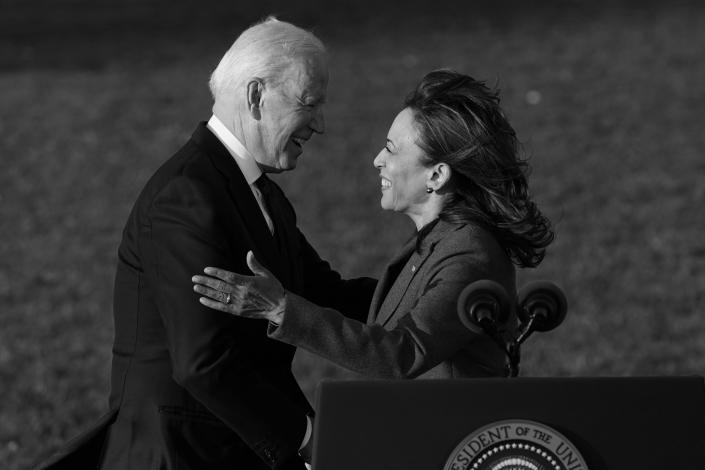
192, 251, 287, 324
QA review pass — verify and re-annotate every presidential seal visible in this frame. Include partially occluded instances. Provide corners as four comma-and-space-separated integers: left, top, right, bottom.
443, 420, 589, 470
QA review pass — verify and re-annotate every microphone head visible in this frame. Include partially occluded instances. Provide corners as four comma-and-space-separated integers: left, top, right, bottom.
457, 280, 511, 334
517, 281, 567, 332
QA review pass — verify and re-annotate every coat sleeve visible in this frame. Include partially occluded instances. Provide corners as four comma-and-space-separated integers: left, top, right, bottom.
141, 176, 307, 469
296, 229, 377, 323
268, 249, 497, 379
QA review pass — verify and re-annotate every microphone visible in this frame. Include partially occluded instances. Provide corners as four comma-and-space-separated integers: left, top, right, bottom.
516, 281, 567, 343
457, 280, 511, 336
457, 279, 567, 378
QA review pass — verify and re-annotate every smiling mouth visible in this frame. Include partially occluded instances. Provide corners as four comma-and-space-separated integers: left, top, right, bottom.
380, 177, 391, 190
290, 136, 307, 149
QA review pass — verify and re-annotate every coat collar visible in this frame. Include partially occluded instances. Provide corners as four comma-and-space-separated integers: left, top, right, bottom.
206, 115, 262, 185
414, 217, 442, 254
366, 235, 415, 324
190, 122, 281, 273
368, 219, 463, 326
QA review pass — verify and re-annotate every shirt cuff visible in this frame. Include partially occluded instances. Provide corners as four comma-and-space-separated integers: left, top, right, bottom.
299, 415, 312, 450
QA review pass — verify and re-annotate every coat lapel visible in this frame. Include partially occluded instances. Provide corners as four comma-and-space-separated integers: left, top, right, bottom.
374, 220, 460, 327
366, 237, 415, 324
375, 247, 431, 327
191, 123, 281, 273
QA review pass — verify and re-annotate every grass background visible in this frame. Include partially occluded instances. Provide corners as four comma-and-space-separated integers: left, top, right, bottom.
1, 1, 704, 468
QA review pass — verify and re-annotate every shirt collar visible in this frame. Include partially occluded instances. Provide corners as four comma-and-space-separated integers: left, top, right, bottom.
206, 114, 262, 185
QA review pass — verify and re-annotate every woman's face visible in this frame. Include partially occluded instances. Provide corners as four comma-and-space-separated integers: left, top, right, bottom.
373, 108, 432, 216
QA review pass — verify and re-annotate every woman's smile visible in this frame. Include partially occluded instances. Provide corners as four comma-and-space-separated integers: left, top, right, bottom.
373, 108, 433, 218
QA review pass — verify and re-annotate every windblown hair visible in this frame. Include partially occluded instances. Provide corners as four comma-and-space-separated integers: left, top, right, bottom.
209, 16, 325, 99
405, 70, 554, 268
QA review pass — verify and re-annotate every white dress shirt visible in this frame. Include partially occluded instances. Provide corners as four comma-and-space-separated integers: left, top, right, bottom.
205, 115, 313, 455
206, 115, 274, 234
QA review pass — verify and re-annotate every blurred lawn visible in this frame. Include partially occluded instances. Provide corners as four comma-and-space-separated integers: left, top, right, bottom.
2, 1, 705, 468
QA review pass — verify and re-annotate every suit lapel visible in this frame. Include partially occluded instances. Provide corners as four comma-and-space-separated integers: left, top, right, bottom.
190, 123, 281, 273
375, 247, 432, 327
374, 220, 460, 327
367, 237, 415, 324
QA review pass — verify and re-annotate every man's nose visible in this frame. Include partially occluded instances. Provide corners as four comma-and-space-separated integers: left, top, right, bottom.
310, 108, 325, 134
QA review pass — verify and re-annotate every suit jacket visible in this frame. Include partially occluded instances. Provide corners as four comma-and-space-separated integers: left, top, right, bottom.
269, 219, 515, 379
37, 123, 376, 470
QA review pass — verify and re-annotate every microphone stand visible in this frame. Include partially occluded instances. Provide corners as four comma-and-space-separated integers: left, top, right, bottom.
479, 306, 549, 378
474, 316, 521, 378
505, 310, 542, 378
506, 298, 564, 377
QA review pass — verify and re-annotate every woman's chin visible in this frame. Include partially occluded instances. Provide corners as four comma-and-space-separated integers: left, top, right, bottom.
380, 203, 401, 213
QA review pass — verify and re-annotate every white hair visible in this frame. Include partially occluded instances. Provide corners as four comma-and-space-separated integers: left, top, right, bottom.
209, 16, 326, 100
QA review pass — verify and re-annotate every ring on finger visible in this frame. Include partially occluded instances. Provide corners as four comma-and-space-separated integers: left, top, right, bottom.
225, 293, 231, 304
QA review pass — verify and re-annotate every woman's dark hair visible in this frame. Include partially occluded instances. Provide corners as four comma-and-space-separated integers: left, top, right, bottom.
405, 69, 554, 268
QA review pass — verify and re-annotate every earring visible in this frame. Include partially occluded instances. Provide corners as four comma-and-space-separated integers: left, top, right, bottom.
425, 187, 433, 193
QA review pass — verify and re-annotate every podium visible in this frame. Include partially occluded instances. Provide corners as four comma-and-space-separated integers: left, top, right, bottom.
311, 377, 705, 470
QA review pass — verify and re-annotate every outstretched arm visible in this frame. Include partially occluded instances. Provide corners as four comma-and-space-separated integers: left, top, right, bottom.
193, 250, 497, 379
295, 230, 377, 322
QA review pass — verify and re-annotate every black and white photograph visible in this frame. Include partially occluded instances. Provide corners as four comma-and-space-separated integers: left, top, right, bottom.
2, 0, 704, 469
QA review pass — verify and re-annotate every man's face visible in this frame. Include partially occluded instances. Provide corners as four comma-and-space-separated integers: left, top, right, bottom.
255, 54, 328, 172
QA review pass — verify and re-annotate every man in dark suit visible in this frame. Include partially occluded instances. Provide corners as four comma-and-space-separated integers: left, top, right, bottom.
38, 17, 375, 470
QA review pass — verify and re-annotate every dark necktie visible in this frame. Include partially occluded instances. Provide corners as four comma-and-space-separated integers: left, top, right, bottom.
255, 174, 288, 255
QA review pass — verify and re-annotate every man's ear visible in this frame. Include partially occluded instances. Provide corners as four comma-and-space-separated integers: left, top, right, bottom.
429, 163, 452, 191
246, 79, 264, 119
